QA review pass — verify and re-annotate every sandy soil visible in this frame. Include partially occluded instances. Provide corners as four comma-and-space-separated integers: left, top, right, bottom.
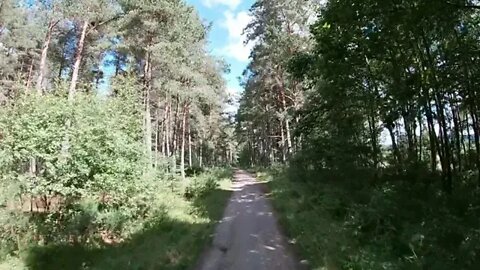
194, 170, 307, 270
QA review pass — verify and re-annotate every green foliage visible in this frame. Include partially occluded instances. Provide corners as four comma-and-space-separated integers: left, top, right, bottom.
0, 88, 143, 255
264, 166, 480, 270
1, 0, 235, 268
241, 1, 480, 268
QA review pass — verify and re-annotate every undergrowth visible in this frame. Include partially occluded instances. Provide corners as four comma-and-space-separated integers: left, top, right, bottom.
0, 167, 233, 270
260, 166, 480, 270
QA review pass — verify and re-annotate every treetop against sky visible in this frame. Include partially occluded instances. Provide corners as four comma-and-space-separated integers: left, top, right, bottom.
186, 0, 255, 107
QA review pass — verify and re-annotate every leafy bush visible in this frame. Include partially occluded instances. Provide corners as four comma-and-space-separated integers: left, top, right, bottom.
264, 166, 480, 270
0, 87, 148, 247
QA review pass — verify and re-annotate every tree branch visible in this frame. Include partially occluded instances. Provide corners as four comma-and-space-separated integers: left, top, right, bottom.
87, 12, 128, 35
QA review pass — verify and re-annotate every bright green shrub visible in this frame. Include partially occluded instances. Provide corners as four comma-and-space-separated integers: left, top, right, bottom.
0, 83, 146, 246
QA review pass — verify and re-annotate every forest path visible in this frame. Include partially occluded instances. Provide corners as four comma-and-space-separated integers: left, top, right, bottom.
194, 169, 306, 270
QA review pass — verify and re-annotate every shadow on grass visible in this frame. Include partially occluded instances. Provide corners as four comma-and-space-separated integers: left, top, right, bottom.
192, 188, 232, 222
25, 215, 209, 270
23, 187, 233, 270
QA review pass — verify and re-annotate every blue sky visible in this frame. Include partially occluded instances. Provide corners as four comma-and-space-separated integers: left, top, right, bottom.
186, 0, 255, 98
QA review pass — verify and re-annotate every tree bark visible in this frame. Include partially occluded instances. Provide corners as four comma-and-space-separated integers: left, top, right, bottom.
143, 52, 153, 167
69, 20, 89, 101
166, 101, 171, 157
36, 20, 57, 94
386, 123, 402, 168
199, 139, 203, 168
280, 119, 286, 163
180, 104, 189, 180
188, 124, 192, 168
451, 103, 462, 172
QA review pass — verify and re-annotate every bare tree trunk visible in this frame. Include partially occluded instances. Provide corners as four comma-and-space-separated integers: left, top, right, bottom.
188, 124, 192, 168
143, 52, 153, 167
280, 87, 293, 156
68, 20, 88, 101
166, 101, 171, 157
386, 123, 402, 168
36, 20, 56, 94
172, 96, 180, 156
154, 114, 159, 169
199, 139, 203, 168
180, 104, 189, 180
161, 123, 166, 158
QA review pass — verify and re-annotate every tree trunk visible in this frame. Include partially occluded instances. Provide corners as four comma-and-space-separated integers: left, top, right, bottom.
199, 139, 203, 168
166, 101, 171, 157
418, 115, 423, 162
435, 93, 453, 193
188, 124, 192, 168
368, 113, 379, 170
68, 20, 88, 101
172, 96, 180, 156
154, 114, 159, 169
143, 52, 153, 167
180, 104, 189, 180
403, 113, 416, 162
386, 123, 402, 168
280, 90, 292, 156
451, 103, 462, 172
36, 20, 56, 94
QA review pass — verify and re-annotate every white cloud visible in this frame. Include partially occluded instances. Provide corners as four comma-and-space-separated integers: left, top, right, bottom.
219, 11, 253, 62
201, 0, 241, 10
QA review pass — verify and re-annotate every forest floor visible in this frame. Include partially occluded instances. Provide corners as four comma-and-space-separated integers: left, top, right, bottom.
194, 170, 307, 270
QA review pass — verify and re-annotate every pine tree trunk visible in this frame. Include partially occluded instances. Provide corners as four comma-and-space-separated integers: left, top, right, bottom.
275, 72, 293, 157
154, 115, 159, 168
36, 20, 56, 94
144, 52, 153, 167
199, 139, 203, 168
188, 124, 192, 168
180, 104, 188, 180
166, 101, 171, 157
172, 96, 180, 156
69, 20, 88, 101
280, 119, 286, 163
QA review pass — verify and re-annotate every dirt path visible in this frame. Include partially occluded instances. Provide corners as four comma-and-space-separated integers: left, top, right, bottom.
194, 170, 307, 270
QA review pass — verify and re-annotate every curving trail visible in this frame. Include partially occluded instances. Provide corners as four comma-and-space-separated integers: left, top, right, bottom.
194, 170, 307, 270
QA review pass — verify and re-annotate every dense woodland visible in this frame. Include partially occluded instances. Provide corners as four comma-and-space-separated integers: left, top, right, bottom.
3, 0, 480, 269
0, 0, 235, 268
238, 0, 480, 269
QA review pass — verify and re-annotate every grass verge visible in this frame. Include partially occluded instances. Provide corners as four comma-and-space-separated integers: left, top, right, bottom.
258, 168, 349, 270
